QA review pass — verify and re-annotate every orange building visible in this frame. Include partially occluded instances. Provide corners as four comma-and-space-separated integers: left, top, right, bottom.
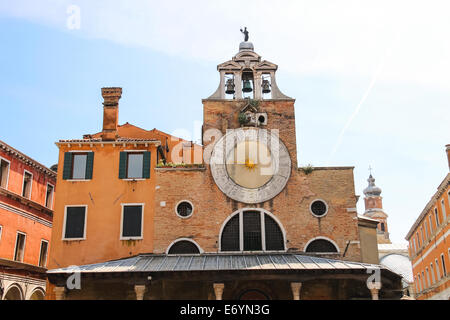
405, 145, 450, 300
0, 140, 56, 300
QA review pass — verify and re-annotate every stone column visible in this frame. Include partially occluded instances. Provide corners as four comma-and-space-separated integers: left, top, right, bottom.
234, 72, 242, 99
134, 285, 146, 300
254, 72, 262, 100
367, 282, 381, 300
213, 283, 225, 300
54, 286, 66, 300
290, 282, 302, 300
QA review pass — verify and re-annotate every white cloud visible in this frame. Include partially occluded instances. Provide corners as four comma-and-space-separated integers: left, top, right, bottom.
2, 0, 450, 89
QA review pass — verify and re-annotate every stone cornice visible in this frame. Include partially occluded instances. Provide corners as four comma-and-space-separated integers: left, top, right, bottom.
0, 140, 56, 179
0, 188, 53, 225
0, 258, 47, 274
405, 173, 450, 240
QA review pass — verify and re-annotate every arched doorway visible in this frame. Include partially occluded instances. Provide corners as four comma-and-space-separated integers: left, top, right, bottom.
238, 289, 270, 300
29, 288, 45, 300
3, 284, 23, 300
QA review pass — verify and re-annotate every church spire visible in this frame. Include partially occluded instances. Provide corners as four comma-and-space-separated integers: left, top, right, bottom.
362, 172, 391, 244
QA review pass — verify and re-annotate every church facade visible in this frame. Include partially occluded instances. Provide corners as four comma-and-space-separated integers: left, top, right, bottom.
46, 40, 402, 300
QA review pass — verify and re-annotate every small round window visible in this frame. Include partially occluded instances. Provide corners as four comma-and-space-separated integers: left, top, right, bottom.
176, 201, 193, 218
310, 199, 328, 217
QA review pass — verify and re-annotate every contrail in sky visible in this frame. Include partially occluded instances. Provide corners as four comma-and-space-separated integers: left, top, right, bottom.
327, 51, 388, 165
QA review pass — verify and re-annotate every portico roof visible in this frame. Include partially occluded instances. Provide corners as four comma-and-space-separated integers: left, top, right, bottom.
47, 253, 393, 274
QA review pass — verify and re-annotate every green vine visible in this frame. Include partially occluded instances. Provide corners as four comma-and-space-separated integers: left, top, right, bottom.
238, 112, 250, 125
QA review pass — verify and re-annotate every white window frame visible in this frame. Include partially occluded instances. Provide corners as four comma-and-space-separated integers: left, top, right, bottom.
441, 199, 446, 218
218, 208, 287, 253
62, 205, 88, 241
304, 236, 341, 254
309, 199, 329, 218
122, 150, 146, 181
422, 271, 426, 289
0, 156, 11, 189
429, 215, 433, 233
415, 276, 419, 293
38, 239, 49, 267
120, 203, 144, 240
66, 151, 93, 182
13, 231, 26, 262
441, 253, 447, 276
417, 273, 421, 292
22, 169, 33, 199
435, 258, 441, 280
45, 183, 55, 209
421, 227, 425, 244
430, 263, 435, 284
166, 238, 204, 255
434, 207, 440, 227
426, 267, 431, 288
175, 200, 194, 219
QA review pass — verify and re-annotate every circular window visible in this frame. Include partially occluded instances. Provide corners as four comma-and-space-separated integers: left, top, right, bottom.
310, 199, 328, 217
176, 201, 193, 218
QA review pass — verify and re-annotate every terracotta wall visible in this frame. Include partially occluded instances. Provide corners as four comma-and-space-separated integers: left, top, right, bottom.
0, 148, 54, 267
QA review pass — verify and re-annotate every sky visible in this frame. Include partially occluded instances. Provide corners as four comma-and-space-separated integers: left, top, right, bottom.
0, 0, 449, 243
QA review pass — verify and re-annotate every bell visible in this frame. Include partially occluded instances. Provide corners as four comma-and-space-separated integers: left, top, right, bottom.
225, 79, 235, 94
262, 79, 271, 94
242, 80, 253, 93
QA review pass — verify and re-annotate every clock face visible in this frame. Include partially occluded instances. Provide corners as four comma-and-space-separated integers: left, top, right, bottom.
225, 140, 274, 189
210, 128, 291, 204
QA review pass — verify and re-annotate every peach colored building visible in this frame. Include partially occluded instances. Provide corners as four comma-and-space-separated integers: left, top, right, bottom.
0, 140, 56, 300
406, 145, 450, 300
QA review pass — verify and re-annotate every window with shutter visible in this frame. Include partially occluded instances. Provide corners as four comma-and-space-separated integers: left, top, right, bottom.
14, 232, 26, 262
119, 151, 151, 179
62, 152, 93, 180
64, 206, 87, 239
0, 158, 10, 188
121, 205, 143, 239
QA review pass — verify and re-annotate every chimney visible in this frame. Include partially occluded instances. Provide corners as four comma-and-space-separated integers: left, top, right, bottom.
101, 87, 122, 141
446, 144, 450, 171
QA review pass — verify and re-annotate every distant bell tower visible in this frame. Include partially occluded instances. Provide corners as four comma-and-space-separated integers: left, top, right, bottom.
362, 174, 391, 244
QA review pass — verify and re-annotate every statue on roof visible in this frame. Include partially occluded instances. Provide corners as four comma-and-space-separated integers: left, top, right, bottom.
240, 27, 249, 42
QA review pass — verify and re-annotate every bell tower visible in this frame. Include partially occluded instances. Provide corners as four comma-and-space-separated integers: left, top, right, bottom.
208, 37, 291, 101
203, 30, 297, 204
362, 174, 391, 244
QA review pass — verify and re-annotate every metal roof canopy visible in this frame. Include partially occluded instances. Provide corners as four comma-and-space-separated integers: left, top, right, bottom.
47, 253, 402, 287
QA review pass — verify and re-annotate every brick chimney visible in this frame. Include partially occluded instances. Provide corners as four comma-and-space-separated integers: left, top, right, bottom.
446, 144, 450, 171
101, 87, 122, 141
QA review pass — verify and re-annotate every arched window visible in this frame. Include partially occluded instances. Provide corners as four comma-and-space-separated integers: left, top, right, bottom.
220, 210, 285, 252
305, 238, 338, 253
167, 240, 201, 255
